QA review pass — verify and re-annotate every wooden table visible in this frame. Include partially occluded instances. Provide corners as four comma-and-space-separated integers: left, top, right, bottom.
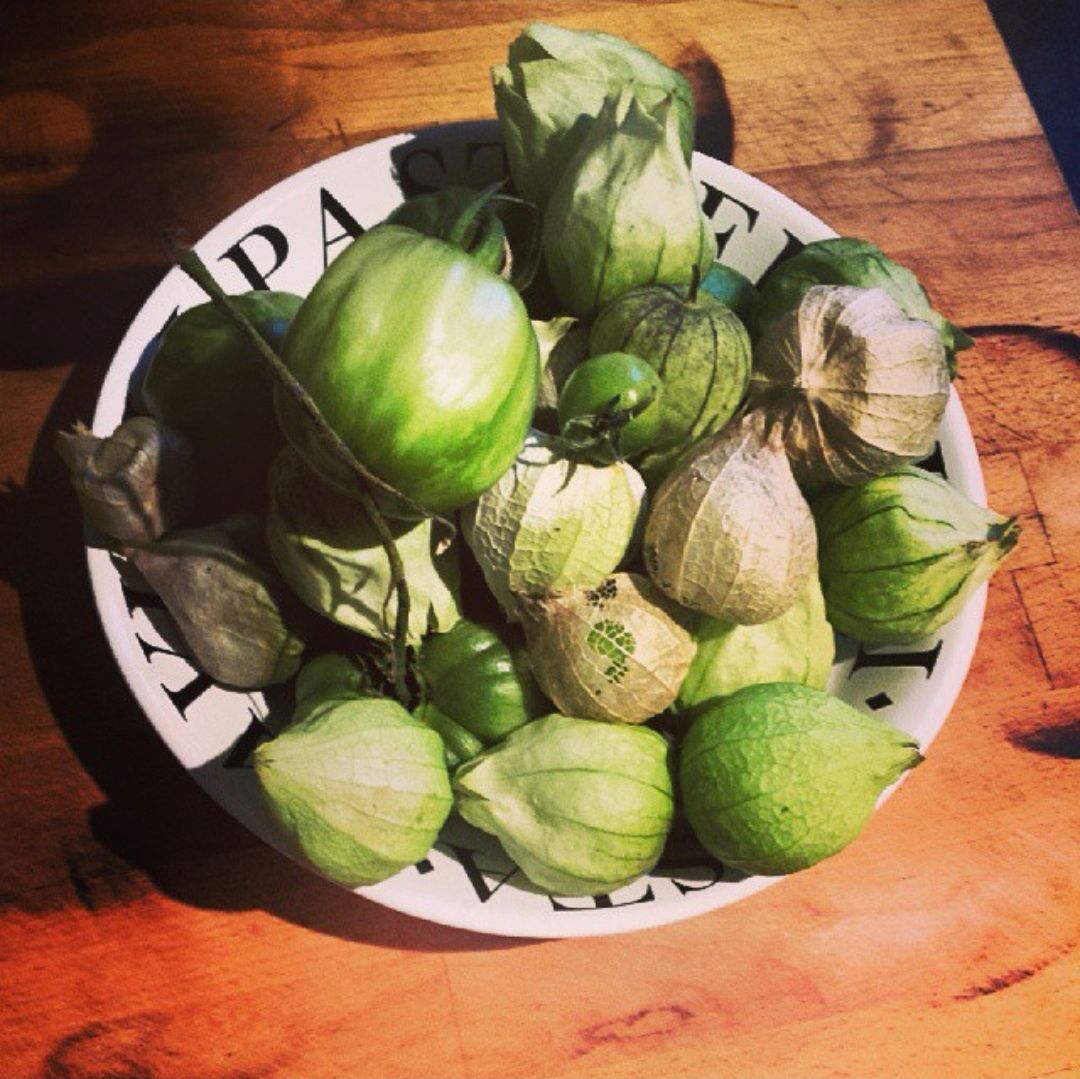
2, 3, 1077, 1076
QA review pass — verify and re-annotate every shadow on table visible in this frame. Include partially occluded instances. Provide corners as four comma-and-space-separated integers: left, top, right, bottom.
3, 55, 738, 950
1, 325, 527, 954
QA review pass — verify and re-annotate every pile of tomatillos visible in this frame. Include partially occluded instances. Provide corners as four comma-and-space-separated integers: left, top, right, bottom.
61, 24, 1020, 896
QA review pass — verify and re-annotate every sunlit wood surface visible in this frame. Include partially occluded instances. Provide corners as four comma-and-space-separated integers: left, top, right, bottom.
1, 2, 1077, 1076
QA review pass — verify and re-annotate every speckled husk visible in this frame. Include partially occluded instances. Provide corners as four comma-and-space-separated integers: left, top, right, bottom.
519, 572, 694, 724
643, 410, 818, 624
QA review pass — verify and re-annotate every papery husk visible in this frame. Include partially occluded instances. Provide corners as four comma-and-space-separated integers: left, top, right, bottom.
813, 466, 1019, 644
677, 572, 835, 716
454, 713, 674, 896
130, 519, 305, 689
752, 237, 972, 370
643, 411, 818, 624
679, 683, 922, 876
254, 696, 451, 888
519, 572, 694, 724
55, 417, 198, 545
532, 316, 589, 432
461, 431, 645, 620
492, 21, 694, 208
590, 282, 752, 486
266, 448, 461, 644
541, 89, 715, 319
748, 285, 950, 487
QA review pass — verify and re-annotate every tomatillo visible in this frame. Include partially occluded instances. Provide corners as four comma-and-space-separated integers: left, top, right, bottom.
556, 351, 663, 463
276, 225, 539, 517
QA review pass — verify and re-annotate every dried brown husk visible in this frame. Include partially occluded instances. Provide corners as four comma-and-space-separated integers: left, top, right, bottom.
131, 519, 305, 689
748, 285, 950, 486
643, 410, 817, 624
519, 572, 694, 724
55, 417, 198, 545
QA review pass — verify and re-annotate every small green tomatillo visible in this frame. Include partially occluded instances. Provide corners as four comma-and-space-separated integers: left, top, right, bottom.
557, 351, 664, 464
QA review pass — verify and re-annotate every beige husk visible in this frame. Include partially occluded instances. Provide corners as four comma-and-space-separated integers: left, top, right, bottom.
643, 411, 818, 624
748, 285, 950, 486
519, 572, 694, 724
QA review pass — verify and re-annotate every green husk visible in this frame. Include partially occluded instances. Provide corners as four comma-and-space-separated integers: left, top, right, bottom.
542, 88, 715, 318
677, 573, 834, 716
454, 714, 674, 895
680, 683, 922, 876
492, 21, 694, 208
813, 466, 1019, 643
266, 448, 461, 644
590, 282, 752, 487
254, 696, 452, 887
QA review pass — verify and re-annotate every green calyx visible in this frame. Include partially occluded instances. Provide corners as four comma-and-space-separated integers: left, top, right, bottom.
266, 447, 462, 645
453, 714, 674, 895
812, 466, 1019, 644
556, 351, 664, 465
254, 695, 452, 888
679, 682, 922, 876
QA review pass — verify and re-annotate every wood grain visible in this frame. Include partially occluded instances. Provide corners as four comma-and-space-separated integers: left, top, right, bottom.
1, 2, 1077, 1077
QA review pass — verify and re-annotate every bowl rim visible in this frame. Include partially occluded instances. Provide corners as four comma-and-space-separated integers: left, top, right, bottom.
85, 122, 988, 938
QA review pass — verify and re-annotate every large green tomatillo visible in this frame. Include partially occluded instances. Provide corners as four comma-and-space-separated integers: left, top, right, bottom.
277, 225, 540, 517
813, 467, 1019, 643
753, 237, 972, 372
680, 683, 922, 876
542, 89, 716, 319
493, 23, 694, 209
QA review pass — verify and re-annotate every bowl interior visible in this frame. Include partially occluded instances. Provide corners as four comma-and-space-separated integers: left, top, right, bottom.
88, 122, 986, 938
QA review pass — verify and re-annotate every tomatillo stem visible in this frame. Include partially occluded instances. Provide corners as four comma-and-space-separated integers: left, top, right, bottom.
166, 237, 412, 705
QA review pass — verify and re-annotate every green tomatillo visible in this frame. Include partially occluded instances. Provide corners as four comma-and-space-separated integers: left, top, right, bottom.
142, 290, 302, 516
679, 683, 922, 876
414, 618, 549, 768
590, 281, 751, 487
276, 225, 539, 518
542, 88, 715, 319
453, 714, 675, 896
812, 466, 1019, 643
254, 693, 452, 888
557, 351, 664, 464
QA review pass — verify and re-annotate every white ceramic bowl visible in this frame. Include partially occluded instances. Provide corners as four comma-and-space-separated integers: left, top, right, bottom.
89, 122, 987, 938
